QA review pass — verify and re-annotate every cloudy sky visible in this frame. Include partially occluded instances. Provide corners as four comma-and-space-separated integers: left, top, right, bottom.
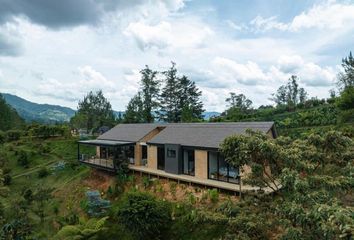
0, 0, 353, 112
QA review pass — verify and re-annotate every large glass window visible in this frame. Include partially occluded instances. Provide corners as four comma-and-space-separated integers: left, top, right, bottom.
208, 152, 218, 180
183, 149, 195, 176
208, 151, 240, 184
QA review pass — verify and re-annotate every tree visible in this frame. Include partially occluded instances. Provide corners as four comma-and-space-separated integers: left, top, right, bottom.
159, 62, 180, 122
336, 86, 354, 110
220, 130, 281, 192
337, 51, 354, 90
271, 75, 307, 111
71, 90, 116, 131
123, 92, 144, 123
140, 66, 160, 123
220, 130, 353, 239
178, 75, 204, 122
0, 94, 24, 131
32, 187, 53, 223
226, 92, 252, 111
117, 191, 172, 239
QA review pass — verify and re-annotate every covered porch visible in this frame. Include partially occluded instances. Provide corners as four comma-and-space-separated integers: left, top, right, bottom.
78, 139, 135, 171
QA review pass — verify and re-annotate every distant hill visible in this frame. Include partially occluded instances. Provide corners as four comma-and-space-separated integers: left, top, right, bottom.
1, 93, 220, 124
2, 93, 76, 124
203, 111, 221, 120
0, 94, 25, 130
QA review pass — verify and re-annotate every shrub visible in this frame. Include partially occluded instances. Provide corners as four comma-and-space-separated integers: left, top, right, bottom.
17, 150, 29, 168
6, 130, 22, 141
169, 182, 177, 199
3, 174, 11, 185
208, 189, 219, 203
0, 131, 5, 144
142, 176, 152, 189
22, 188, 33, 203
37, 167, 49, 178
117, 191, 172, 239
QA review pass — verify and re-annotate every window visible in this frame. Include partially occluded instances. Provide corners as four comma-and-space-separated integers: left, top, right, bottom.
183, 149, 195, 176
167, 149, 176, 158
157, 146, 165, 170
208, 151, 240, 184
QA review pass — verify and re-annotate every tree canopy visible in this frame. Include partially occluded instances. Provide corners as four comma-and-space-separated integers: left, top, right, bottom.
70, 90, 116, 131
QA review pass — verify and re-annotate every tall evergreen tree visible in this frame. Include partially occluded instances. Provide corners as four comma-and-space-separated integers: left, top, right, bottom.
159, 62, 180, 122
140, 66, 159, 123
179, 75, 204, 122
124, 92, 144, 123
159, 63, 204, 122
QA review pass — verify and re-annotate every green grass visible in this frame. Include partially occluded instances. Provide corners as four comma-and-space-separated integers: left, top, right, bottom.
1, 136, 91, 237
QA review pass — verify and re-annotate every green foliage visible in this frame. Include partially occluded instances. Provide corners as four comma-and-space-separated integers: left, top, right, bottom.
207, 189, 219, 204
337, 51, 354, 90
71, 90, 116, 131
159, 62, 204, 122
17, 150, 29, 168
0, 94, 24, 131
0, 131, 5, 144
336, 86, 354, 111
37, 167, 50, 178
6, 130, 22, 141
3, 174, 11, 186
53, 216, 108, 240
117, 191, 172, 239
123, 92, 144, 123
28, 124, 71, 139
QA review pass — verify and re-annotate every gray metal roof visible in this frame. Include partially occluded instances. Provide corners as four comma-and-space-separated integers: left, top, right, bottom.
147, 122, 275, 149
78, 139, 134, 146
97, 123, 163, 142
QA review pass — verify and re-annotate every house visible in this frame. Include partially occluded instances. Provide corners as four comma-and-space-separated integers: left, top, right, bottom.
78, 122, 277, 193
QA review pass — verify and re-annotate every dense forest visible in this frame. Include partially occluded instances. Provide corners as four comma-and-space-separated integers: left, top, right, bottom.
0, 52, 353, 239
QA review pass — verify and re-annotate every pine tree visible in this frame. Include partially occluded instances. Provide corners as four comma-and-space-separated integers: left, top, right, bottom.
124, 92, 144, 123
159, 62, 180, 122
159, 63, 204, 122
179, 75, 204, 122
140, 66, 159, 123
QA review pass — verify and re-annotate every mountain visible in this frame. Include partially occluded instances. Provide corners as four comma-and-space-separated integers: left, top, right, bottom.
2, 93, 75, 124
0, 94, 25, 130
203, 111, 221, 120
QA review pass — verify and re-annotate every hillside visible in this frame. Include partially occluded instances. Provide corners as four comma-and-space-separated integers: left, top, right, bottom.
0, 94, 24, 131
2, 93, 76, 124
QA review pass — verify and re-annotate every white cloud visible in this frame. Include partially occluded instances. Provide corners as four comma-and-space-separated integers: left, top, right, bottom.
250, 16, 288, 32
124, 18, 213, 51
250, 0, 354, 32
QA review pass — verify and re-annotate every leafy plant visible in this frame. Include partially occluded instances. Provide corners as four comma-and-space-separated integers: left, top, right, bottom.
117, 191, 172, 239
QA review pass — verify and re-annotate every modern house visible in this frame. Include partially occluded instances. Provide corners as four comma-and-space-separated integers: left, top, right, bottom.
78, 122, 277, 193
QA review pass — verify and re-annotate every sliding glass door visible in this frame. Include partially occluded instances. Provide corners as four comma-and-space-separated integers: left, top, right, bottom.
183, 149, 195, 176
208, 151, 240, 184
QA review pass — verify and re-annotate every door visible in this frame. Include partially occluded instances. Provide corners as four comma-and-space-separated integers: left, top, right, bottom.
157, 146, 165, 170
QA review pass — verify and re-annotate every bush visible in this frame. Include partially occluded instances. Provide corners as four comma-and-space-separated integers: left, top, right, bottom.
3, 174, 11, 185
208, 189, 219, 203
0, 131, 5, 144
17, 150, 29, 168
37, 167, 49, 178
117, 191, 172, 239
6, 130, 22, 141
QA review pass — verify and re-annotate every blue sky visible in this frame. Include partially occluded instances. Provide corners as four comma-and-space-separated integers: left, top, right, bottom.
0, 0, 353, 111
